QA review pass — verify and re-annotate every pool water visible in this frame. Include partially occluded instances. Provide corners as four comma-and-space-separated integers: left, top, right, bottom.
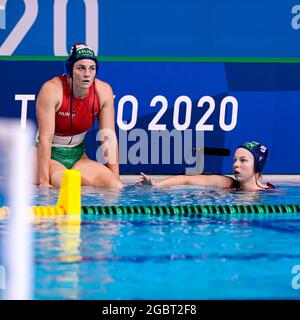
32, 184, 300, 207
1, 184, 300, 299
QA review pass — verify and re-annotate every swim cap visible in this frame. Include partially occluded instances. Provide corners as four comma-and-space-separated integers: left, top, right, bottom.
66, 43, 99, 76
237, 141, 269, 173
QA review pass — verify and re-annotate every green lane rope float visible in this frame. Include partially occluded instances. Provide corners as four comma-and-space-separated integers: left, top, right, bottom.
81, 204, 300, 216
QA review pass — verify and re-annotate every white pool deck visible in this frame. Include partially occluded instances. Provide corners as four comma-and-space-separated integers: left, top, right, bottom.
121, 175, 300, 185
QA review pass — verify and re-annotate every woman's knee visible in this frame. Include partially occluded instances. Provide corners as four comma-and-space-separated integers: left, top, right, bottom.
102, 177, 123, 189
50, 171, 65, 187
110, 179, 123, 189
92, 174, 123, 189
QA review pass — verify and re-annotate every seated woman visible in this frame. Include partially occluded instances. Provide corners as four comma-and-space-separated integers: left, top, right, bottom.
136, 141, 275, 191
35, 43, 122, 188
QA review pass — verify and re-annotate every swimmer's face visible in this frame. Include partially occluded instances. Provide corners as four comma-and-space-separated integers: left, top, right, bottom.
233, 148, 256, 182
72, 59, 96, 89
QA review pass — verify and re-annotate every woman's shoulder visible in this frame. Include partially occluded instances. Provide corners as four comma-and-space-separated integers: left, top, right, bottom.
95, 79, 113, 93
94, 79, 114, 108
223, 176, 239, 189
200, 174, 236, 188
41, 76, 64, 92
37, 77, 64, 108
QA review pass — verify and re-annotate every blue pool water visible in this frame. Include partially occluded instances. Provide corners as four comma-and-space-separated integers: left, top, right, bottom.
1, 183, 300, 299
32, 184, 300, 207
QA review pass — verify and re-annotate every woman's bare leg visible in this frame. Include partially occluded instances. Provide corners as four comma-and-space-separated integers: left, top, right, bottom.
72, 157, 122, 189
49, 159, 67, 187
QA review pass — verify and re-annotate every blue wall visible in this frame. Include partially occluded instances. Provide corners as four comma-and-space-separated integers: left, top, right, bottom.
1, 1, 300, 174
1, 0, 300, 57
1, 60, 300, 174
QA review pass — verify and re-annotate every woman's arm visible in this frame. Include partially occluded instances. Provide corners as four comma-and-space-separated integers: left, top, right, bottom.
136, 172, 233, 188
97, 81, 120, 179
36, 80, 59, 186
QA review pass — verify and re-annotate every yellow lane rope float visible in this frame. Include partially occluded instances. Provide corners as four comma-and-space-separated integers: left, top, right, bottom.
0, 169, 81, 217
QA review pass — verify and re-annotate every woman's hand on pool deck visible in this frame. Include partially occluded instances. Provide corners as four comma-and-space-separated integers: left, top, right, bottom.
136, 172, 156, 186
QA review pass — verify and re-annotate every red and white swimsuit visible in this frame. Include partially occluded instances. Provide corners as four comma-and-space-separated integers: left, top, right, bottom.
52, 75, 100, 147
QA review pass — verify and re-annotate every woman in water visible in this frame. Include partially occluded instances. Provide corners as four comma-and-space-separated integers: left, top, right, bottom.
136, 141, 275, 191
